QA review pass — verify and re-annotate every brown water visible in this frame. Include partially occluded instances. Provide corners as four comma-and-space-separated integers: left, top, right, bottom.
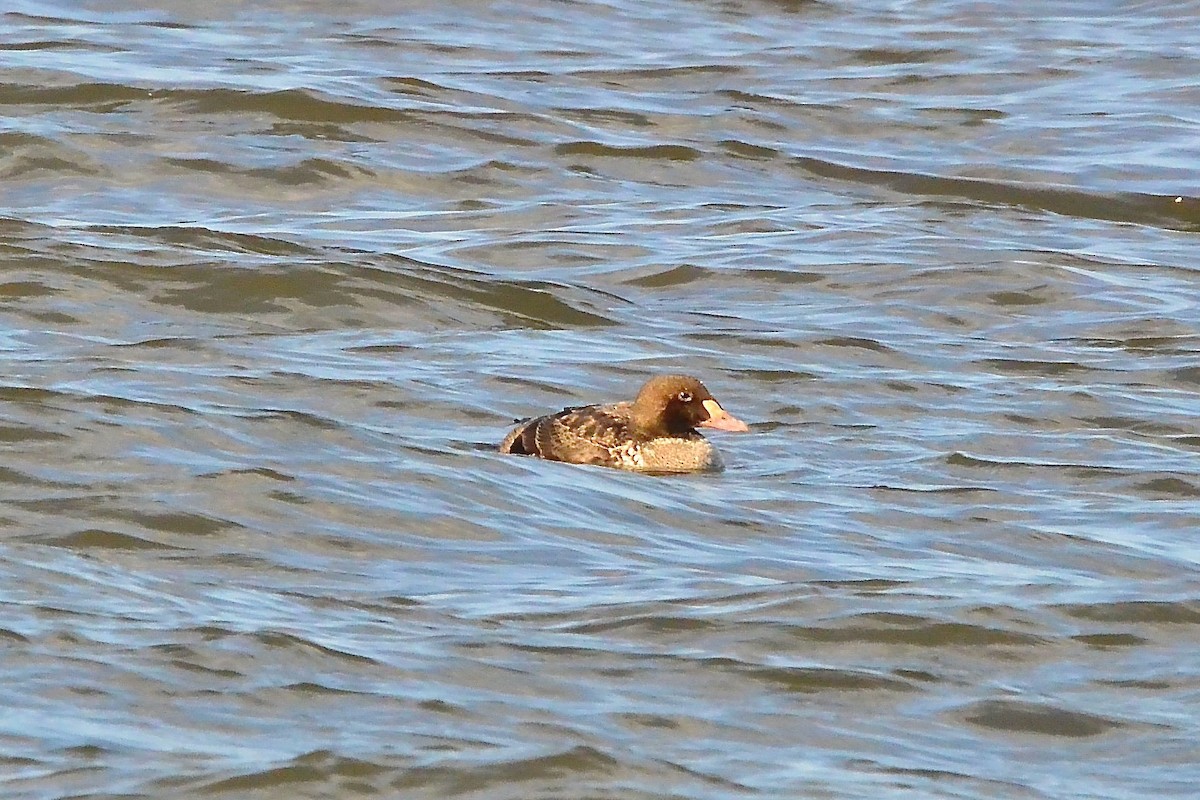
2, 2, 1199, 798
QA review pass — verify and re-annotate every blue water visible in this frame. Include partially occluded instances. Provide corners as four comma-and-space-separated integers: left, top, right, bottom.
1, 2, 1199, 798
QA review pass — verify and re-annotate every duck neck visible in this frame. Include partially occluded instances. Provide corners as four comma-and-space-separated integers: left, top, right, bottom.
630, 401, 690, 438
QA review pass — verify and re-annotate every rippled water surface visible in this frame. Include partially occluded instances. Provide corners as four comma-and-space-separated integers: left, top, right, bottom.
3, 1, 1199, 798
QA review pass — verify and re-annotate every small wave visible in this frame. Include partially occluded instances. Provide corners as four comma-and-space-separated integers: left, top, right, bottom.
555, 141, 702, 161
791, 155, 1199, 231
164, 155, 377, 187
960, 699, 1126, 737
0, 130, 101, 179
0, 81, 150, 107
247, 631, 380, 665
85, 223, 315, 256
41, 529, 186, 551
1057, 599, 1200, 625
797, 615, 1045, 647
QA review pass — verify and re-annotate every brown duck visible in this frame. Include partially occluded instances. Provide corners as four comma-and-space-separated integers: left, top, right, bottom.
499, 374, 749, 473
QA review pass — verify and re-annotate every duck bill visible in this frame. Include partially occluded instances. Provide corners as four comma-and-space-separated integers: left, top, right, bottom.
699, 399, 750, 432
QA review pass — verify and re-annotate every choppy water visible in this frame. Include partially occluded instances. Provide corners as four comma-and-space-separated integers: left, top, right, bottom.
3, 1, 1199, 798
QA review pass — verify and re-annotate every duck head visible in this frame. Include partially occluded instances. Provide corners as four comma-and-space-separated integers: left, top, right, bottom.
630, 374, 750, 436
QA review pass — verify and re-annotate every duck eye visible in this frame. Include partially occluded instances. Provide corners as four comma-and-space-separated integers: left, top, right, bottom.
678, 391, 693, 403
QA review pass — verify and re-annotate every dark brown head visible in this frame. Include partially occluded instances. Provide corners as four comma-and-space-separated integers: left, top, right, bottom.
629, 374, 750, 436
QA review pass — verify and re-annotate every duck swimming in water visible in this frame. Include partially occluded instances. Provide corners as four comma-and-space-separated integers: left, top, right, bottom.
499, 374, 749, 473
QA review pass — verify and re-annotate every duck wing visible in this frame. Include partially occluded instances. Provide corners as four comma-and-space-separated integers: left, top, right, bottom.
500, 402, 636, 466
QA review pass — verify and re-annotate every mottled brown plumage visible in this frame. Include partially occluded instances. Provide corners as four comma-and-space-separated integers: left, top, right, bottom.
499, 374, 749, 473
